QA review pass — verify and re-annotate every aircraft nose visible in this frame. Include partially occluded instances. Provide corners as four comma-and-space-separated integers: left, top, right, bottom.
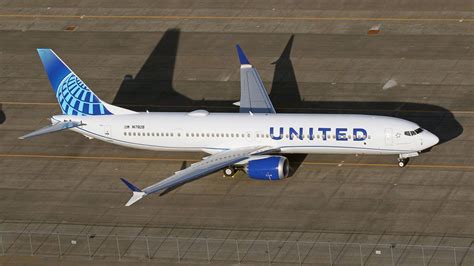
424, 131, 439, 148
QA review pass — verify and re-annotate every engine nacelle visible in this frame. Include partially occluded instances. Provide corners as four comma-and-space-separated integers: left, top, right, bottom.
245, 156, 289, 180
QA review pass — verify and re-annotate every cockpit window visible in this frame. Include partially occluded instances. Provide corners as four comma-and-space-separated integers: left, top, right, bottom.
404, 128, 423, 136
414, 128, 423, 134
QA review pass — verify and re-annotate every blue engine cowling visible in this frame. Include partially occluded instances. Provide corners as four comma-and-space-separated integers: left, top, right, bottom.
245, 156, 289, 180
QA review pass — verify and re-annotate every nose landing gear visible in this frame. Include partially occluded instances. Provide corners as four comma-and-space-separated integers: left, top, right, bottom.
398, 152, 419, 168
398, 158, 409, 168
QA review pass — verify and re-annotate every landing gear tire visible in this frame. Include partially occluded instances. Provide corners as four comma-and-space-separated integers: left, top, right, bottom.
398, 158, 409, 168
223, 167, 236, 177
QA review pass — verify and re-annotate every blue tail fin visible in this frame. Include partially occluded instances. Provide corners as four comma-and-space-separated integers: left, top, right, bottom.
37, 49, 113, 116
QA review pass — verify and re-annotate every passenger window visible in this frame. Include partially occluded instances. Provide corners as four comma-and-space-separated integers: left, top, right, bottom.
123, 132, 126, 136
170, 133, 173, 137
152, 133, 155, 136
133, 132, 136, 136
177, 133, 180, 137
147, 132, 150, 136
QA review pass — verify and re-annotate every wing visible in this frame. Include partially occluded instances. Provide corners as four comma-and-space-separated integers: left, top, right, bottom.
121, 146, 274, 206
236, 45, 276, 114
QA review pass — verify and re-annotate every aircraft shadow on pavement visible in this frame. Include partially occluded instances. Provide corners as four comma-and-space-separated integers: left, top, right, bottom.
113, 30, 463, 148
0, 104, 6, 125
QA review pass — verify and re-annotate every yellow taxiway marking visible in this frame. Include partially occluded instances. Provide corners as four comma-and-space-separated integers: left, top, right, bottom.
0, 14, 472, 22
1, 102, 473, 114
0, 153, 472, 170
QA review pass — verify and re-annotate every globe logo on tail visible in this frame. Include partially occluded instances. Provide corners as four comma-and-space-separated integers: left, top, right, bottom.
57, 73, 111, 116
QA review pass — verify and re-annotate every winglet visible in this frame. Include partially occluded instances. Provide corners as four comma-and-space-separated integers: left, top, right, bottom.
236, 44, 250, 65
125, 191, 146, 206
120, 178, 142, 192
120, 178, 146, 206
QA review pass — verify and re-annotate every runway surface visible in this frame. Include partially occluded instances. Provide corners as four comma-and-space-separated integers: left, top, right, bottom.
0, 0, 473, 264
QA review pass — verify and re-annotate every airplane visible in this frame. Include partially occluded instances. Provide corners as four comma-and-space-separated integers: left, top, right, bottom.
20, 46, 439, 206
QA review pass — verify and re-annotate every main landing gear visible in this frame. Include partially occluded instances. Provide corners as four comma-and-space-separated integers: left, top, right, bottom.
223, 167, 236, 177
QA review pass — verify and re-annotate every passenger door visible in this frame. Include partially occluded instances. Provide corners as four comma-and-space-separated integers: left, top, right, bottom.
101, 125, 113, 141
385, 128, 393, 146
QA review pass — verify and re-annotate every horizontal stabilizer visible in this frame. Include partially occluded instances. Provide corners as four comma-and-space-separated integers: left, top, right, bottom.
19, 121, 83, 139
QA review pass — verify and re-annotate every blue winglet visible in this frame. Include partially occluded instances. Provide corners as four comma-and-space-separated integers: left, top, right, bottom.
236, 44, 250, 65
120, 178, 142, 192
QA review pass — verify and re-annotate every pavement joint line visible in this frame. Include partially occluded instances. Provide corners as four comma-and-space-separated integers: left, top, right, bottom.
0, 153, 472, 170
1, 102, 473, 114
0, 14, 472, 22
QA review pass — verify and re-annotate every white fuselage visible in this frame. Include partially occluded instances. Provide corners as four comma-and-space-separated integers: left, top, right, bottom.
53, 111, 438, 156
